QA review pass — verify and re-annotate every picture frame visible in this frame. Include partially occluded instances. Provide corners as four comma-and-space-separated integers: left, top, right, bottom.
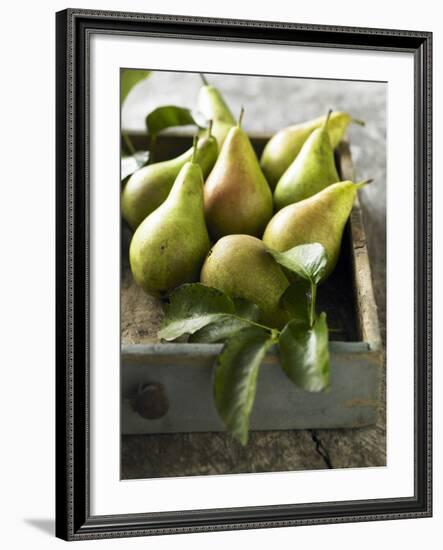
55, 8, 432, 541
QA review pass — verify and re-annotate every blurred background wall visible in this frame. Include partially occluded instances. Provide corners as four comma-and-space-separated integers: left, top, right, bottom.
122, 71, 386, 334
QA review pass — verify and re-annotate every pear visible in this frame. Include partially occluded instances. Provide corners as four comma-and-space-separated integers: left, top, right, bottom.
130, 138, 210, 295
261, 111, 362, 188
204, 109, 273, 240
201, 235, 290, 329
273, 110, 340, 210
197, 74, 236, 147
122, 128, 218, 229
263, 180, 370, 279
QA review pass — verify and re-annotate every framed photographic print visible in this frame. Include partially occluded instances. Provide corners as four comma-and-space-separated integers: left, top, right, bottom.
55, 8, 432, 541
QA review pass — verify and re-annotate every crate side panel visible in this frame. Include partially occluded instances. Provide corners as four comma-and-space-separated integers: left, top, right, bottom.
121, 352, 379, 434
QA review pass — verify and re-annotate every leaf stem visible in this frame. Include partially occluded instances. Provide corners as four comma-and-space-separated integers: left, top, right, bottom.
122, 131, 136, 156
149, 135, 157, 164
235, 315, 280, 335
309, 282, 317, 328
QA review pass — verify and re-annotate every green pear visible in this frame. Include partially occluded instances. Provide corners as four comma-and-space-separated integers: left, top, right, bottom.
130, 138, 210, 295
200, 234, 290, 329
263, 180, 369, 279
273, 111, 340, 210
122, 129, 217, 229
261, 111, 361, 188
204, 109, 273, 240
197, 74, 236, 147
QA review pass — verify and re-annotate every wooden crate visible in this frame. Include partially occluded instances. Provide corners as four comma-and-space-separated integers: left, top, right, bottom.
121, 134, 382, 435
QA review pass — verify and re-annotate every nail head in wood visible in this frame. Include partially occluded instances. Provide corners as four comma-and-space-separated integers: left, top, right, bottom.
133, 383, 169, 420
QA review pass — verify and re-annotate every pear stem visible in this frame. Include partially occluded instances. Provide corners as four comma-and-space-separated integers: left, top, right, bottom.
321, 109, 333, 133
207, 119, 213, 139
199, 73, 209, 86
352, 118, 366, 126
191, 135, 198, 163
238, 106, 245, 128
356, 178, 374, 189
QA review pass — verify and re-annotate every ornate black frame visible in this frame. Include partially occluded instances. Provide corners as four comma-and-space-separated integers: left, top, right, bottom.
55, 8, 432, 541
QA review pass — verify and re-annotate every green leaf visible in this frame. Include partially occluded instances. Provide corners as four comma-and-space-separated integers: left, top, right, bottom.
189, 297, 261, 344
158, 283, 235, 341
121, 150, 150, 182
280, 280, 310, 323
146, 105, 200, 142
268, 243, 328, 284
232, 298, 261, 322
120, 69, 150, 104
189, 316, 252, 344
278, 312, 330, 392
214, 327, 273, 445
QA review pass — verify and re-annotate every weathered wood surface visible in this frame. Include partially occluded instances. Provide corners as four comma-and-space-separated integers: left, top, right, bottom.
122, 430, 326, 478
121, 266, 163, 344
